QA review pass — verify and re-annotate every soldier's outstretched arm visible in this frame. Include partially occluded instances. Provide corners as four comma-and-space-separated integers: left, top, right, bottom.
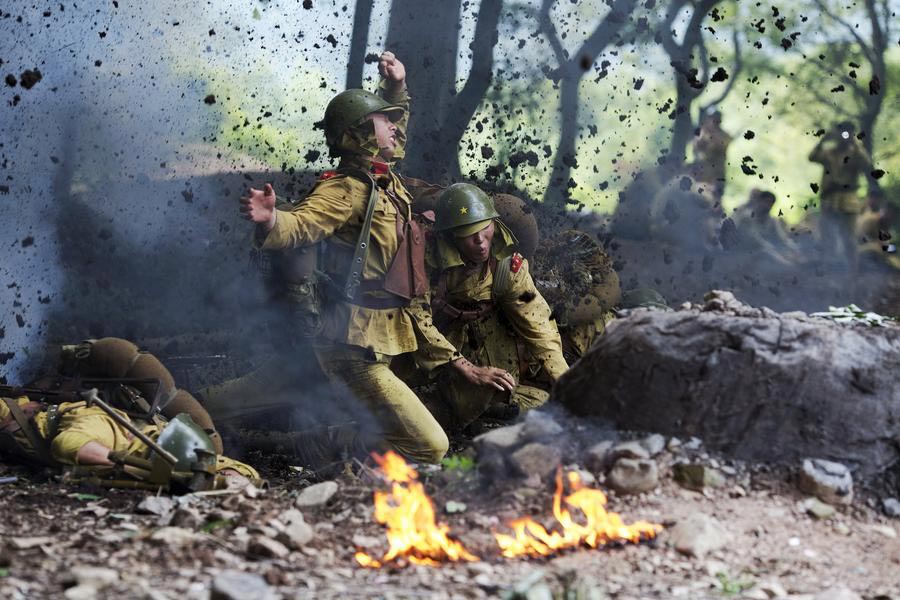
250, 177, 356, 251
378, 51, 409, 154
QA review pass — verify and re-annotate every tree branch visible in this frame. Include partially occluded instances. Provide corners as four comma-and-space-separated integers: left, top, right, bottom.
702, 28, 743, 112
813, 0, 875, 65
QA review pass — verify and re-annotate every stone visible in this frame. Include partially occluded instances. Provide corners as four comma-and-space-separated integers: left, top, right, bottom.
277, 520, 315, 550
638, 433, 666, 457
583, 441, 614, 473
519, 410, 563, 442
608, 441, 650, 462
554, 303, 900, 484
798, 459, 853, 505
801, 497, 837, 520
278, 509, 306, 526
247, 536, 290, 559
64, 585, 99, 600
135, 495, 174, 517
149, 527, 201, 546
295, 481, 339, 509
67, 566, 119, 588
210, 570, 276, 600
169, 506, 204, 529
883, 497, 900, 518
813, 587, 863, 600
607, 458, 658, 494
865, 524, 897, 539
673, 463, 726, 491
474, 423, 524, 452
667, 513, 730, 557
509, 443, 562, 479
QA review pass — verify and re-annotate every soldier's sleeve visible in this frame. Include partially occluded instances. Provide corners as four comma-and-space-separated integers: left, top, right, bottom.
379, 80, 409, 155
406, 293, 462, 372
495, 257, 570, 380
809, 139, 825, 163
256, 176, 358, 251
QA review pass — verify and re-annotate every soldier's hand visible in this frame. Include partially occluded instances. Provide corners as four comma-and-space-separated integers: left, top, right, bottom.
379, 51, 406, 85
452, 358, 516, 392
239, 183, 277, 231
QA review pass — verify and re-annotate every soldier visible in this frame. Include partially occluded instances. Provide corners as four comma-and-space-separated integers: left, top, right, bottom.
0, 394, 260, 490
691, 109, 733, 200
809, 121, 872, 268
239, 52, 510, 463
426, 183, 568, 429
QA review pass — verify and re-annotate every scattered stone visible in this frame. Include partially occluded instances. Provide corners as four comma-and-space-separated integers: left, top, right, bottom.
169, 506, 204, 529
351, 534, 382, 550
832, 522, 851, 536
67, 565, 118, 588
813, 587, 863, 600
519, 410, 563, 442
509, 443, 562, 479
210, 570, 275, 600
278, 509, 306, 526
583, 441, 614, 472
673, 463, 726, 491
667, 513, 730, 557
801, 497, 837, 519
149, 527, 201, 546
883, 497, 900, 518
865, 524, 897, 539
638, 433, 666, 457
64, 585, 100, 600
295, 481, 339, 509
608, 441, 650, 462
10, 536, 54, 550
277, 519, 315, 550
607, 458, 658, 494
798, 459, 853, 505
667, 437, 683, 453
474, 423, 523, 452
754, 579, 788, 599
136, 495, 174, 517
247, 536, 290, 559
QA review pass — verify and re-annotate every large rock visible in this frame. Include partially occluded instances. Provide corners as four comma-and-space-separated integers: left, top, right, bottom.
607, 458, 658, 494
210, 570, 275, 600
798, 459, 853, 505
667, 513, 731, 557
555, 292, 900, 483
295, 481, 339, 509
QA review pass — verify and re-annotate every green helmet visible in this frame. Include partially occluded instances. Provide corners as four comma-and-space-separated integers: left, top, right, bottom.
434, 183, 500, 236
149, 413, 216, 484
621, 288, 671, 310
323, 89, 404, 147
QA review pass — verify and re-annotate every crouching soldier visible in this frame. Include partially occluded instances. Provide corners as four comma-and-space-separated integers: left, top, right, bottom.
426, 183, 570, 429
0, 390, 260, 492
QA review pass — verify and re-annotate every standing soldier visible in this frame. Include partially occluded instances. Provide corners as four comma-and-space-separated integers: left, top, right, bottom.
809, 121, 872, 268
692, 110, 733, 201
426, 183, 568, 430
239, 53, 510, 464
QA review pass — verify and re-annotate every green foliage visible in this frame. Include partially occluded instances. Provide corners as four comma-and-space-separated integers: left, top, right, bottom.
201, 518, 235, 533
441, 455, 476, 472
70, 493, 101, 501
0, 568, 8, 578
716, 571, 755, 596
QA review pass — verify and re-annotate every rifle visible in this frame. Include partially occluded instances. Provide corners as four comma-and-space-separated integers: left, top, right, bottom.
0, 377, 164, 419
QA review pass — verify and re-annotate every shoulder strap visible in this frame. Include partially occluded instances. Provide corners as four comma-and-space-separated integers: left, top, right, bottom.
2, 398, 55, 466
491, 255, 511, 299
335, 168, 380, 302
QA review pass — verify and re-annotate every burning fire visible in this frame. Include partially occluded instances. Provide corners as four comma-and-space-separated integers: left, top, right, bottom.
355, 451, 479, 568
494, 470, 662, 558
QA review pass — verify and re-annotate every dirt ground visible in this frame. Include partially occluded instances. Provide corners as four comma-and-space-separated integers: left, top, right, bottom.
1, 437, 898, 600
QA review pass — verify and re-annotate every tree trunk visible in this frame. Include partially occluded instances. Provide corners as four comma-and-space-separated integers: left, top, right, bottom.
386, 0, 462, 181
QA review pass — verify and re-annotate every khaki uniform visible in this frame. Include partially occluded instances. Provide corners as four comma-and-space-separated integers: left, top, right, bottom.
0, 397, 258, 479
256, 85, 459, 463
692, 120, 732, 198
427, 224, 568, 428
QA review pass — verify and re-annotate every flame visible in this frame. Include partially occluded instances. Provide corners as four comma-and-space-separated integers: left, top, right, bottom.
494, 470, 662, 558
355, 451, 479, 568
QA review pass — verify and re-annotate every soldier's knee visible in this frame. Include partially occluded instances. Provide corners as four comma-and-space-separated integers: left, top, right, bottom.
411, 429, 449, 465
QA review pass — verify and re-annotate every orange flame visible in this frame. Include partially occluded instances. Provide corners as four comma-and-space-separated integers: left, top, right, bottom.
355, 451, 479, 568
494, 470, 662, 558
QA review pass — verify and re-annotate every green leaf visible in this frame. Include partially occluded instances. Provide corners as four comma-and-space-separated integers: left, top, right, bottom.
445, 500, 467, 514
0, 568, 9, 577
441, 455, 476, 472
70, 493, 101, 501
252, 7, 261, 20
201, 518, 235, 533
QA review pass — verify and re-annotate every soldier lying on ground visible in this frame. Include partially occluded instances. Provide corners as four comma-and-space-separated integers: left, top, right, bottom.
0, 394, 260, 491
419, 183, 569, 430
239, 52, 509, 463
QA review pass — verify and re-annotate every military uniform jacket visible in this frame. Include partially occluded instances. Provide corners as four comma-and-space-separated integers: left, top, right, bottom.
257, 86, 460, 363
428, 224, 569, 381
